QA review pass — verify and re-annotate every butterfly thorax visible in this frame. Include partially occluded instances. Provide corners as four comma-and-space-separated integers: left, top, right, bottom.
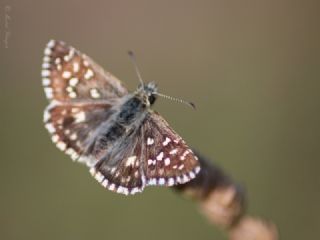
91, 82, 157, 159
118, 82, 157, 123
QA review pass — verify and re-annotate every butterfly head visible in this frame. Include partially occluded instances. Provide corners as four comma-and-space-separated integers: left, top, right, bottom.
137, 82, 158, 106
128, 51, 195, 109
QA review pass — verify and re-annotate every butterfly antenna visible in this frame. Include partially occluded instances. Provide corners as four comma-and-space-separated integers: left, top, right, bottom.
128, 51, 144, 87
155, 92, 196, 110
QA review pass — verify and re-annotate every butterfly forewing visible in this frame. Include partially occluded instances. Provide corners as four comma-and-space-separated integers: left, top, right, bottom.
42, 40, 128, 101
142, 112, 200, 186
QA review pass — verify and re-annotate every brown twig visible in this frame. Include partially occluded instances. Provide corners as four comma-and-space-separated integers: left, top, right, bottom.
174, 150, 279, 240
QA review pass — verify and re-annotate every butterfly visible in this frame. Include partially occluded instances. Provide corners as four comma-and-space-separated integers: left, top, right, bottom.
42, 40, 200, 195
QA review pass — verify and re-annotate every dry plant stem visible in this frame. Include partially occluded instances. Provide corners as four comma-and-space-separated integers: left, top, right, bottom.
174, 151, 278, 240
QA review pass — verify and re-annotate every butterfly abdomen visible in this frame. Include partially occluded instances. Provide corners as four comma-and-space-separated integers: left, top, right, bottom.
105, 123, 126, 141
91, 122, 125, 158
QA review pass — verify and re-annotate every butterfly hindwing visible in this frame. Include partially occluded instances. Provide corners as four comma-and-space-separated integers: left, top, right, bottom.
90, 134, 146, 195
44, 100, 119, 167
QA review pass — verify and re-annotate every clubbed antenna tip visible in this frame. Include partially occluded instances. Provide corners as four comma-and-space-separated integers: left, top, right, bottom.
128, 50, 134, 57
189, 102, 196, 110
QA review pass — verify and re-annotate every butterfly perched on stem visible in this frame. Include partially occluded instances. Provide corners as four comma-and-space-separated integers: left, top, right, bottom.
42, 40, 200, 195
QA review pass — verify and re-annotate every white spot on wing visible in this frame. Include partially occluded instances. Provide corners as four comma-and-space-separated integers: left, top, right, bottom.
169, 148, 178, 155
66, 86, 73, 93
44, 47, 51, 56
70, 151, 79, 160
51, 134, 59, 143
178, 164, 184, 170
57, 141, 66, 151
41, 70, 50, 77
182, 174, 189, 183
90, 88, 101, 98
117, 186, 125, 194
70, 133, 77, 141
162, 137, 171, 146
147, 179, 157, 185
44, 87, 53, 98
43, 56, 50, 62
45, 123, 55, 133
168, 178, 175, 186
43, 110, 50, 122
42, 63, 50, 69
147, 137, 154, 145
109, 184, 115, 191
189, 171, 195, 179
47, 40, 55, 48
176, 176, 182, 184
71, 108, 79, 113
126, 156, 137, 166
89, 168, 96, 176
73, 62, 80, 72
156, 152, 164, 161
64, 49, 75, 62
69, 77, 79, 86
130, 187, 140, 194
74, 111, 86, 123
123, 188, 129, 195
55, 58, 61, 65
95, 171, 104, 183
164, 158, 170, 166
180, 149, 190, 160
42, 78, 50, 86
69, 91, 77, 98
102, 179, 108, 187
83, 60, 89, 67
84, 69, 94, 79
62, 71, 72, 79
66, 148, 75, 156
158, 178, 165, 185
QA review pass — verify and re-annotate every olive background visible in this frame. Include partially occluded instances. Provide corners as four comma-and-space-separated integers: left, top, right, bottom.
1, 1, 319, 239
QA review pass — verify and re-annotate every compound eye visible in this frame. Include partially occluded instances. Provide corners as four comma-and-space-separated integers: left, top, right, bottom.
148, 94, 156, 105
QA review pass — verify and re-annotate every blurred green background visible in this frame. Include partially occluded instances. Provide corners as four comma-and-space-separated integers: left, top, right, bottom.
1, 1, 319, 239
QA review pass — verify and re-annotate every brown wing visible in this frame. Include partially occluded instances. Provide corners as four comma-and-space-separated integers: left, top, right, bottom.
90, 133, 146, 195
141, 112, 200, 186
42, 40, 128, 166
42, 40, 128, 101
44, 100, 118, 167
